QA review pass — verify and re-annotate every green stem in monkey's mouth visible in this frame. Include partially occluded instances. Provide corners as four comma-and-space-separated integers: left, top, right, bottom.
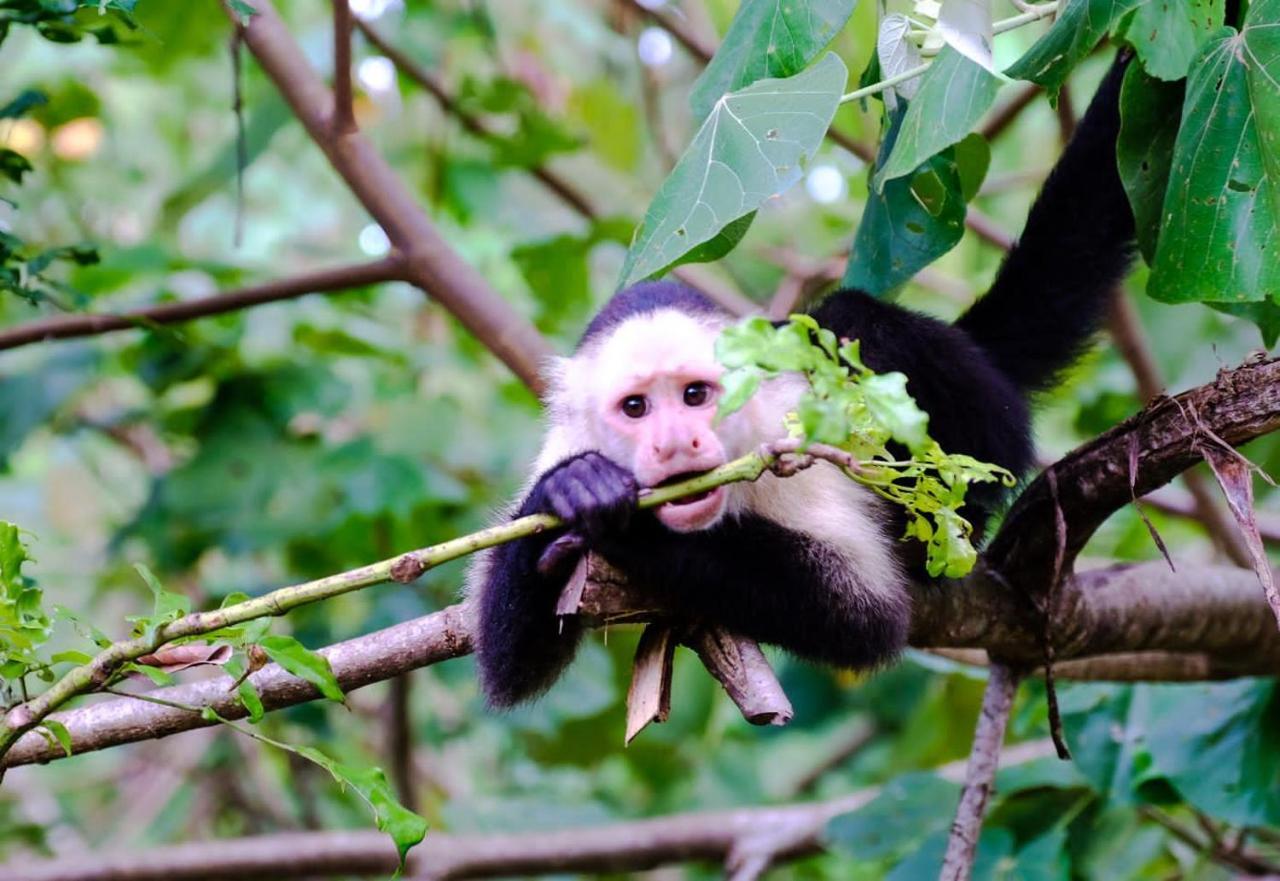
655, 472, 716, 506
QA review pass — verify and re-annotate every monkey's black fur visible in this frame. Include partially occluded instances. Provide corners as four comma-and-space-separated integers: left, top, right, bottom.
476, 55, 1136, 708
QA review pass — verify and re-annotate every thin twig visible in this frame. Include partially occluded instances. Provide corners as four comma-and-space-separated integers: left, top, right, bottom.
221, 0, 551, 390
940, 663, 1022, 881
0, 257, 405, 352
979, 83, 1043, 142
331, 0, 356, 134
1139, 807, 1280, 875
1107, 291, 1256, 567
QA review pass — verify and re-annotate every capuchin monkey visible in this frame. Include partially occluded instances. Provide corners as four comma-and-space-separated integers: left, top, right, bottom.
468, 55, 1136, 707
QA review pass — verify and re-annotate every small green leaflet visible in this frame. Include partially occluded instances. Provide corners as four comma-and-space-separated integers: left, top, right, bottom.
689, 0, 856, 122
873, 47, 1001, 190
618, 53, 848, 289
1148, 23, 1280, 304
1004, 0, 1145, 99
258, 634, 346, 704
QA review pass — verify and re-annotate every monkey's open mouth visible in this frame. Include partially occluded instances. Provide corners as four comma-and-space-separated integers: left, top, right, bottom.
655, 472, 713, 506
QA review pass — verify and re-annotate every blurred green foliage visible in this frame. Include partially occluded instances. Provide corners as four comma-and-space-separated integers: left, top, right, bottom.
0, 0, 1277, 877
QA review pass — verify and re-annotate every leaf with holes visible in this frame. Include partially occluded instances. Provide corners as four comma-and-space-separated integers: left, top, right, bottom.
874, 47, 1001, 189
618, 53, 847, 289
1148, 21, 1280, 304
844, 102, 967, 295
689, 0, 856, 122
1117, 65, 1185, 263
1119, 0, 1224, 80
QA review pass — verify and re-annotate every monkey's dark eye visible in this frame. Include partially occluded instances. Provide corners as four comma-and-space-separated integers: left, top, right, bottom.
620, 395, 648, 419
683, 382, 712, 407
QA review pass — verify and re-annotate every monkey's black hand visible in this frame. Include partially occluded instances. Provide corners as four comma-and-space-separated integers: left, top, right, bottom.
527, 451, 640, 543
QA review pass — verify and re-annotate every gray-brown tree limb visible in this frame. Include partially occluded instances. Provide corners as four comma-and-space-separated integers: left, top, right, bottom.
221, 0, 551, 391
0, 257, 405, 352
0, 742, 1059, 881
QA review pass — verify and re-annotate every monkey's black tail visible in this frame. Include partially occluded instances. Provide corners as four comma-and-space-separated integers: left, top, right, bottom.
956, 52, 1136, 394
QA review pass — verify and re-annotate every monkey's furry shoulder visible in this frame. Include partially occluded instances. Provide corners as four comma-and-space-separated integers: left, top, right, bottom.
467, 55, 1135, 709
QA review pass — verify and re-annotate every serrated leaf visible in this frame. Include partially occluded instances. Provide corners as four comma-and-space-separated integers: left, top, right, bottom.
877, 14, 925, 102
1117, 66, 1185, 263
874, 47, 1001, 189
1120, 0, 1224, 81
1148, 24, 1280, 304
1004, 0, 1145, 98
845, 102, 967, 295
716, 369, 763, 420
689, 0, 856, 121
259, 634, 345, 704
861, 371, 929, 452
619, 53, 848, 289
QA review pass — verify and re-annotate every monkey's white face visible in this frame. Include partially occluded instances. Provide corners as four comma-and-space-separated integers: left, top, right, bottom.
562, 308, 764, 532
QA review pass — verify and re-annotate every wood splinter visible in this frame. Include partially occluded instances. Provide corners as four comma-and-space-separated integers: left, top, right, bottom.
557, 552, 794, 741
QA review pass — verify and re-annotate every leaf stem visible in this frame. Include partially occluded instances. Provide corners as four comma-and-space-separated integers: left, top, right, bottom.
838, 2, 1060, 105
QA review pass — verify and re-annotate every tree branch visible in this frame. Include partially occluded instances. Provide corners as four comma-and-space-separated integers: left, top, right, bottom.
331, 0, 356, 134
0, 258, 405, 352
940, 663, 1022, 881
1107, 291, 1255, 567
222, 0, 551, 390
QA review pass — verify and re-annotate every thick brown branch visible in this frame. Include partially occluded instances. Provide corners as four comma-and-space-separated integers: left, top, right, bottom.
1107, 292, 1255, 566
984, 358, 1280, 592
224, 0, 550, 391
0, 258, 404, 352
3, 605, 473, 768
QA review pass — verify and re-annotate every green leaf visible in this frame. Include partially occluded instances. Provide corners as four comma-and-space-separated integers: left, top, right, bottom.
1120, 0, 1224, 81
1004, 0, 1144, 98
1144, 680, 1280, 826
954, 132, 991, 202
36, 719, 73, 757
295, 746, 428, 867
845, 103, 967, 295
1117, 66, 1185, 263
1211, 300, 1280, 347
259, 634, 345, 704
1148, 25, 1280, 304
827, 772, 961, 859
689, 0, 856, 122
619, 53, 848, 289
861, 372, 929, 452
874, 48, 1001, 189
135, 563, 190, 626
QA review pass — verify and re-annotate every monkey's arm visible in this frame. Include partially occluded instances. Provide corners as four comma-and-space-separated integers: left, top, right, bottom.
596, 515, 911, 670
475, 452, 637, 706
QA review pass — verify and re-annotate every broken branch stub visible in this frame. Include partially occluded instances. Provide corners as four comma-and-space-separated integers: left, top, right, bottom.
555, 553, 794, 734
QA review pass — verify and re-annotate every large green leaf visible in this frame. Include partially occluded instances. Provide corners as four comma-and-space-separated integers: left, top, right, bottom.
1145, 680, 1280, 826
1119, 0, 1224, 80
844, 103, 967, 295
1117, 65, 1185, 263
689, 0, 856, 122
1148, 24, 1280, 304
874, 47, 1001, 189
618, 53, 847, 289
1004, 0, 1144, 97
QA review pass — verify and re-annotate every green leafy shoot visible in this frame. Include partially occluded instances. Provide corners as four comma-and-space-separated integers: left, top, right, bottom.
715, 316, 1015, 577
0, 521, 53, 691
125, 563, 191, 641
